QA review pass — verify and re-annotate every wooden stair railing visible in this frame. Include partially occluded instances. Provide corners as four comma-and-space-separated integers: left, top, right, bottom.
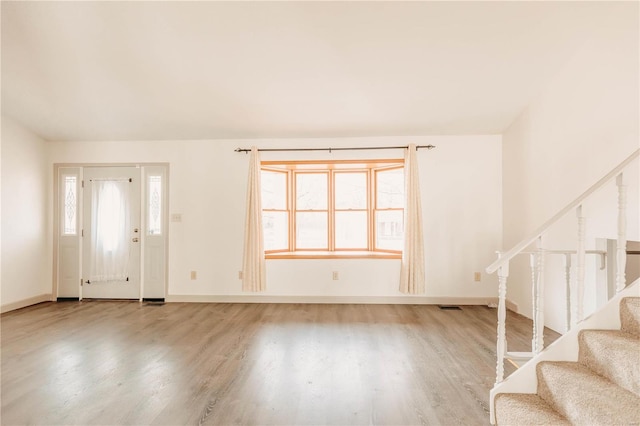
486, 149, 639, 385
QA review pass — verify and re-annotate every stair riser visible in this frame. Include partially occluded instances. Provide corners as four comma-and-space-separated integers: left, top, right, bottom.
495, 394, 570, 426
578, 330, 640, 397
620, 298, 640, 337
537, 361, 640, 425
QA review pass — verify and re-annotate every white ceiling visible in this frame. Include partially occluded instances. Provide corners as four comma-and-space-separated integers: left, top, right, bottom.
0, 1, 633, 141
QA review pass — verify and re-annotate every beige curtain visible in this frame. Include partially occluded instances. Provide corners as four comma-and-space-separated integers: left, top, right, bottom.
242, 147, 266, 292
400, 143, 425, 294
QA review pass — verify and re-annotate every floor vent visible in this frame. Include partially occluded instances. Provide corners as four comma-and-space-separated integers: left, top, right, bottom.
56, 297, 80, 302
143, 298, 165, 306
438, 305, 462, 310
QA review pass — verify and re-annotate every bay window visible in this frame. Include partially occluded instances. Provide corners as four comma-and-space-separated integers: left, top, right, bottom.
261, 160, 404, 258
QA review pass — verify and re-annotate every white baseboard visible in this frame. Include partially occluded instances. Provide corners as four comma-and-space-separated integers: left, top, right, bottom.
166, 294, 501, 306
0, 293, 515, 311
1, 293, 53, 314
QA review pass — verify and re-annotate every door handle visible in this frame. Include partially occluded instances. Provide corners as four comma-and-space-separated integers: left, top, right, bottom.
132, 237, 139, 242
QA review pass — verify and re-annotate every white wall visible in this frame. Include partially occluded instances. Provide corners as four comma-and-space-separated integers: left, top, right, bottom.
502, 4, 639, 331
1, 115, 52, 307
49, 135, 502, 302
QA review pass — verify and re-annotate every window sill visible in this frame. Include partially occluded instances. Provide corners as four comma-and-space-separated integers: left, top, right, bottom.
265, 251, 401, 260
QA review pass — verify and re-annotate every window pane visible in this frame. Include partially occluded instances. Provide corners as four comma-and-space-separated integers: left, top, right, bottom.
377, 168, 404, 209
95, 181, 126, 252
376, 210, 404, 251
296, 173, 327, 210
335, 211, 367, 249
296, 212, 328, 249
335, 173, 367, 209
63, 176, 77, 235
262, 170, 287, 210
148, 175, 162, 235
263, 211, 288, 251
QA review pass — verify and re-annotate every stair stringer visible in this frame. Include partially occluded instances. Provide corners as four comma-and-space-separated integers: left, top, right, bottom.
489, 279, 639, 425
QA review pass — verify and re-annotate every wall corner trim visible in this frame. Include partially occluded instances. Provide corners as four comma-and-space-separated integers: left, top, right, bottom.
1, 294, 53, 314
506, 299, 519, 313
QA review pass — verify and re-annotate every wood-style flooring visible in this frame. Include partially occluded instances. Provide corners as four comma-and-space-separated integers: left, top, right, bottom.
1, 301, 559, 425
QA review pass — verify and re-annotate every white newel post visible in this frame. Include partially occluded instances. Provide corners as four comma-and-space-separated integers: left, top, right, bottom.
534, 237, 545, 353
529, 253, 537, 353
564, 253, 572, 333
496, 259, 509, 385
576, 205, 586, 322
616, 173, 627, 293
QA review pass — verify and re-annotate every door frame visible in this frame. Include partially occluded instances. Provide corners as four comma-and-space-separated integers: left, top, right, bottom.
81, 166, 141, 299
52, 163, 170, 301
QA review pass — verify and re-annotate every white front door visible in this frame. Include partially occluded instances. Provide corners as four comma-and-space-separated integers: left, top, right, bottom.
82, 167, 141, 299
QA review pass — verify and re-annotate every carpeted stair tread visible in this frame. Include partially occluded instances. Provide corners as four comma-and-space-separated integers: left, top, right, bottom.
494, 393, 570, 426
537, 361, 640, 425
578, 329, 640, 396
620, 297, 640, 337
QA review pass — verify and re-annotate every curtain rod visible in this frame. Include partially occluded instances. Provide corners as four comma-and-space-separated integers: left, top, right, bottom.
89, 178, 132, 182
234, 144, 436, 153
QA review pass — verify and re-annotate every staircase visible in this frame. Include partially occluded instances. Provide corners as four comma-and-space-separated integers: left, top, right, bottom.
494, 296, 640, 425
485, 149, 640, 424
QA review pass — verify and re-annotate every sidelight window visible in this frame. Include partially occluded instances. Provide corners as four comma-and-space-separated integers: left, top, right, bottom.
148, 175, 162, 235
62, 175, 78, 235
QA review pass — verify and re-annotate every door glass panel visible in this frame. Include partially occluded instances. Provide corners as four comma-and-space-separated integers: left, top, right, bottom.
376, 168, 404, 209
376, 210, 404, 251
335, 211, 367, 249
296, 173, 327, 210
335, 173, 367, 209
91, 180, 131, 282
96, 183, 124, 252
63, 176, 77, 235
263, 211, 288, 251
296, 212, 328, 249
148, 175, 162, 235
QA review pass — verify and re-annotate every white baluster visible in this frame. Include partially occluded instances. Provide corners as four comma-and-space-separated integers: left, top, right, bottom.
616, 173, 627, 293
535, 237, 545, 353
496, 260, 509, 385
529, 253, 537, 353
576, 205, 586, 322
564, 253, 572, 333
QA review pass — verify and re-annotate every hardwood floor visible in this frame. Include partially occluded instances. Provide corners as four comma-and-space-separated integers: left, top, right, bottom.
1, 301, 559, 425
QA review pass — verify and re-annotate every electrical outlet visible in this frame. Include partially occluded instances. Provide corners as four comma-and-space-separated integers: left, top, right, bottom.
190, 271, 197, 280
171, 214, 182, 222
474, 272, 481, 282
238, 271, 243, 279
332, 271, 339, 280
